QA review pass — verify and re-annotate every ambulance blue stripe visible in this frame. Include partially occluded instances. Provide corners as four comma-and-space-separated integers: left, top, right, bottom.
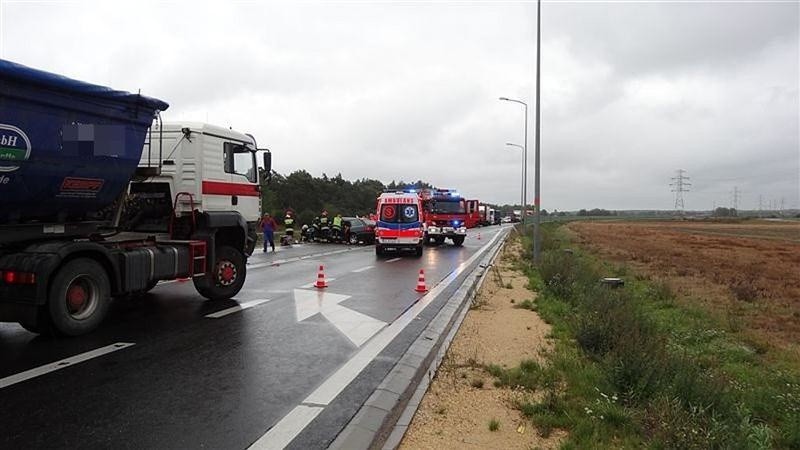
377, 221, 421, 230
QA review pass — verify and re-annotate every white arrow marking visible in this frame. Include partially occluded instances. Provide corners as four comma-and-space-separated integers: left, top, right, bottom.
293, 289, 386, 347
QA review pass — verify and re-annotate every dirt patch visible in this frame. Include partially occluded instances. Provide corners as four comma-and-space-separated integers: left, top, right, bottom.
568, 220, 800, 357
400, 239, 564, 449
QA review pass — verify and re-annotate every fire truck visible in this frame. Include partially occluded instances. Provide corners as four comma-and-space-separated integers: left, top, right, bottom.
463, 199, 481, 228
419, 188, 468, 246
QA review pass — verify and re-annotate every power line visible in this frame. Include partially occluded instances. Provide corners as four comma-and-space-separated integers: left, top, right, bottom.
670, 169, 691, 214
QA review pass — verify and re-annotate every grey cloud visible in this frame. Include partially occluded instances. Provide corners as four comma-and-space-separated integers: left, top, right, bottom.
2, 1, 797, 210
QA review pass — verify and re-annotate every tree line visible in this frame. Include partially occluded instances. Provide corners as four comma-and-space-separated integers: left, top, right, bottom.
260, 170, 434, 226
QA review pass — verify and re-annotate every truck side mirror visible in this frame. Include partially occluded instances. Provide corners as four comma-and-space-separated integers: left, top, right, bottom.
260, 150, 272, 184
262, 150, 271, 173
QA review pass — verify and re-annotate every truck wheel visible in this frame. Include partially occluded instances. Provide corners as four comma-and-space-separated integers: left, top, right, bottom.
194, 245, 246, 300
375, 245, 384, 256
414, 246, 423, 257
47, 258, 112, 336
452, 236, 465, 246
434, 237, 445, 246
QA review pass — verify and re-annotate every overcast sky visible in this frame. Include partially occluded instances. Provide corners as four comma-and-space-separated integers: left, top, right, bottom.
1, 0, 798, 211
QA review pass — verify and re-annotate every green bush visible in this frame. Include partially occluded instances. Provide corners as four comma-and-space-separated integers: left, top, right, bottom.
539, 250, 598, 301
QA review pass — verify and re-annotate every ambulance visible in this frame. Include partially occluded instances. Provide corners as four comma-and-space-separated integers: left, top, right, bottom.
374, 191, 425, 257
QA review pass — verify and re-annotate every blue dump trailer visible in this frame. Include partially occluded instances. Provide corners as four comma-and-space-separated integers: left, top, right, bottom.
0, 59, 169, 225
0, 60, 253, 335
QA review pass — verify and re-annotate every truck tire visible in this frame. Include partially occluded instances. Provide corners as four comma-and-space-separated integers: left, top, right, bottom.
434, 236, 445, 246
414, 246, 423, 257
194, 245, 246, 300
47, 258, 112, 336
452, 236, 465, 246
375, 245, 384, 256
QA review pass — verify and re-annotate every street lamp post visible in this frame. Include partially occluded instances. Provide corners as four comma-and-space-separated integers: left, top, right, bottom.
533, 0, 542, 264
499, 97, 528, 226
505, 143, 524, 221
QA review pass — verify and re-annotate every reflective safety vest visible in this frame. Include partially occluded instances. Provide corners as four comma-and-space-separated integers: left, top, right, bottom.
320, 216, 329, 225
284, 216, 294, 231
332, 216, 342, 230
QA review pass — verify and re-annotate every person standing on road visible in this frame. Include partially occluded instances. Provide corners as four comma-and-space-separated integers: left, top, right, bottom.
319, 210, 330, 241
260, 213, 277, 252
332, 213, 343, 242
283, 209, 295, 244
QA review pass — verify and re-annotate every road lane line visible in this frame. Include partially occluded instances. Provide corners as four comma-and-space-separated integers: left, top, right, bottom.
251, 230, 506, 447
0, 342, 135, 389
385, 257, 402, 263
351, 265, 374, 273
249, 405, 324, 450
205, 299, 271, 318
248, 248, 359, 270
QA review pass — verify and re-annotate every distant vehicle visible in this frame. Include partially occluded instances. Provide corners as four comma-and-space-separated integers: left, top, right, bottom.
343, 217, 375, 245
465, 199, 481, 228
478, 204, 498, 226
501, 216, 513, 223
374, 191, 424, 257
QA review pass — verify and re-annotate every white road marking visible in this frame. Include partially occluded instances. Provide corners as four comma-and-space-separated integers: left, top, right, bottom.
385, 257, 402, 263
299, 278, 336, 289
294, 289, 386, 347
205, 299, 272, 318
249, 248, 358, 270
252, 230, 506, 446
248, 405, 324, 450
0, 342, 135, 389
351, 265, 374, 273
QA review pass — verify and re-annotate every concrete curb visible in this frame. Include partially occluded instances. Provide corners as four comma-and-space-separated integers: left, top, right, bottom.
328, 229, 509, 450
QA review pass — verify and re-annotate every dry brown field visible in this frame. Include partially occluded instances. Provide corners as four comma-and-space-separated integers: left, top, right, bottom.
567, 219, 800, 358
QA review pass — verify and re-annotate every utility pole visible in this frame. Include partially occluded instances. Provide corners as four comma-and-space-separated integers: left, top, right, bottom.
670, 169, 691, 215
732, 186, 740, 211
533, 0, 542, 265
759, 194, 763, 218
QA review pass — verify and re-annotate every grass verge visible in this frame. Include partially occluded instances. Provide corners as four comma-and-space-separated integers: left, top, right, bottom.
505, 222, 800, 449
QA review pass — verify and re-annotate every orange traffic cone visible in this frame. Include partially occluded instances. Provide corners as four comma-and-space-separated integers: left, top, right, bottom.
315, 265, 328, 289
415, 269, 428, 293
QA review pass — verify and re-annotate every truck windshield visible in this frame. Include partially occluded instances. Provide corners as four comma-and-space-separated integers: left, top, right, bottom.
380, 204, 419, 223
430, 200, 464, 214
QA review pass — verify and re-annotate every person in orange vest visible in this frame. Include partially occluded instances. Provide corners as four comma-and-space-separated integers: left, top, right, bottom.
259, 213, 277, 252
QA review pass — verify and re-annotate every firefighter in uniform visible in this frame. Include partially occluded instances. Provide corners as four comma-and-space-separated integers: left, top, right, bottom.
332, 213, 343, 242
319, 210, 330, 241
282, 210, 295, 245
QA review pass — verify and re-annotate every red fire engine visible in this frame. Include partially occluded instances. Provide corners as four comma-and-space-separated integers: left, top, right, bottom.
419, 188, 468, 246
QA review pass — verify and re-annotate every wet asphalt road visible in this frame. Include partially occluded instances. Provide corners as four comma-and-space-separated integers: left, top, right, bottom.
0, 226, 507, 449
